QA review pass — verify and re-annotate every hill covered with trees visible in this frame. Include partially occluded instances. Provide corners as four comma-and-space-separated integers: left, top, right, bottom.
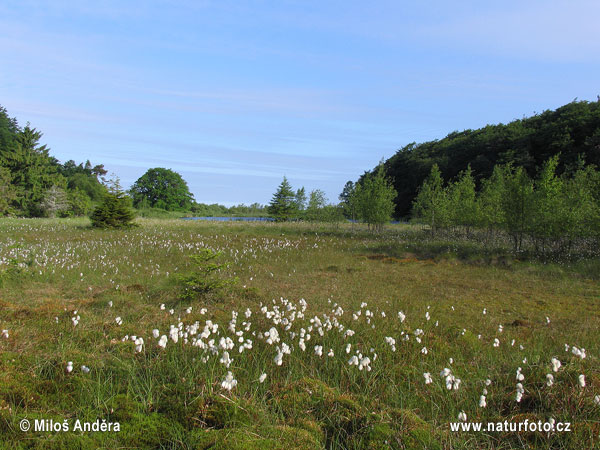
368, 99, 600, 218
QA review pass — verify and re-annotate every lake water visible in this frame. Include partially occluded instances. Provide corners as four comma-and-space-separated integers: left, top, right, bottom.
182, 216, 275, 222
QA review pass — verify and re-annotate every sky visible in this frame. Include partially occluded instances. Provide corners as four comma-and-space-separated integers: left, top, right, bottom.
1, 0, 599, 206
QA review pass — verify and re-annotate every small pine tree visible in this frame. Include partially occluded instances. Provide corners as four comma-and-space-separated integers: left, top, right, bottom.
90, 177, 135, 228
268, 177, 298, 221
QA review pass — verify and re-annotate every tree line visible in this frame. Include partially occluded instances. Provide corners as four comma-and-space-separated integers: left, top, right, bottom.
268, 166, 397, 230
0, 105, 107, 217
370, 99, 600, 218
412, 155, 600, 253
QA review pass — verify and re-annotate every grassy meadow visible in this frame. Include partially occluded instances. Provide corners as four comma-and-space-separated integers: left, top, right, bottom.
0, 218, 598, 449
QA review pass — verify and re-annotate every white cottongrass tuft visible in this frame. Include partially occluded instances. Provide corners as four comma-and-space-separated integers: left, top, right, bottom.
516, 383, 524, 402
259, 373, 267, 383
221, 371, 237, 391
274, 350, 283, 366
423, 373, 433, 384
158, 335, 168, 349
546, 374, 554, 387
134, 337, 144, 353
219, 351, 232, 368
578, 374, 586, 388
458, 411, 467, 422
479, 395, 487, 408
66, 361, 73, 373
516, 367, 525, 381
551, 358, 561, 372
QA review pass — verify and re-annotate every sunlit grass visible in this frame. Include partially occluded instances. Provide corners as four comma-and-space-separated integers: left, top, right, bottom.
0, 218, 598, 449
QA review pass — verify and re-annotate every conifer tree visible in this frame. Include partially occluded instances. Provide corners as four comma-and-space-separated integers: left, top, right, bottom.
268, 177, 297, 221
90, 177, 136, 228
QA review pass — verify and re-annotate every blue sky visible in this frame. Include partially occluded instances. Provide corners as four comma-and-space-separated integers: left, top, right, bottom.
1, 1, 599, 206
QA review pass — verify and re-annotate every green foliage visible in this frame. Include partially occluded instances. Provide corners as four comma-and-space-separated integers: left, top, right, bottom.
177, 249, 237, 300
90, 178, 136, 228
502, 166, 535, 251
130, 167, 194, 211
352, 164, 397, 231
268, 176, 298, 221
66, 188, 93, 216
447, 165, 478, 232
412, 155, 600, 254
304, 189, 327, 222
412, 164, 449, 235
372, 99, 600, 217
294, 187, 307, 211
65, 171, 106, 202
477, 165, 506, 232
339, 181, 357, 220
0, 105, 107, 217
0, 124, 65, 216
0, 166, 18, 216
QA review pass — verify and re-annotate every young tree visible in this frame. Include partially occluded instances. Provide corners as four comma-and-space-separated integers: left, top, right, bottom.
339, 181, 357, 221
412, 164, 449, 236
447, 165, 478, 235
268, 176, 298, 221
305, 189, 327, 222
477, 165, 507, 239
531, 155, 563, 249
129, 168, 194, 211
90, 177, 136, 228
354, 164, 396, 231
560, 165, 600, 247
40, 185, 69, 218
294, 187, 307, 212
502, 166, 534, 251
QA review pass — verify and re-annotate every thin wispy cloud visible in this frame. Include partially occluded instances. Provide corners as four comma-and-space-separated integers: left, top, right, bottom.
1, 0, 598, 205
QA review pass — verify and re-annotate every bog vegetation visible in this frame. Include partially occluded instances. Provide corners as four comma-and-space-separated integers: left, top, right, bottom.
0, 218, 598, 449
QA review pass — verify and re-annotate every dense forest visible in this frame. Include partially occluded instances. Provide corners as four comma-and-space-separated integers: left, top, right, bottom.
369, 99, 600, 218
0, 105, 108, 217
